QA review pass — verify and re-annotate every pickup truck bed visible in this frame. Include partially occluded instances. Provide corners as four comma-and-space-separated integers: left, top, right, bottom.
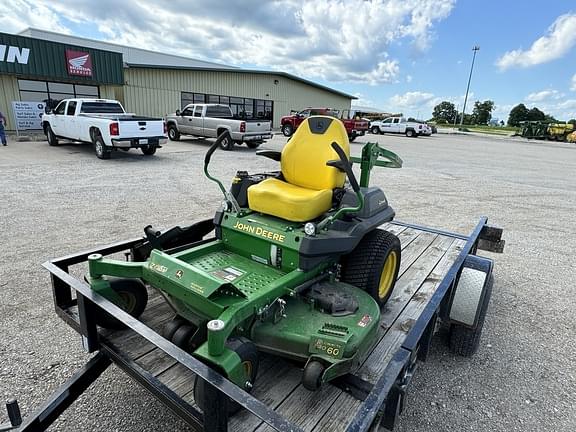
13, 218, 503, 432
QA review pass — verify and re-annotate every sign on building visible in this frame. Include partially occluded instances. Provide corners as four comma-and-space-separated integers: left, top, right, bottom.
66, 49, 93, 77
11, 101, 45, 131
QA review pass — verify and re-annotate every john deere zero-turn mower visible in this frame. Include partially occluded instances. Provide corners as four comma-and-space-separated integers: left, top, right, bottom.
86, 116, 403, 411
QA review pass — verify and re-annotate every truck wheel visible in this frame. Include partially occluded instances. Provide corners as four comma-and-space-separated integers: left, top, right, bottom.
405, 129, 415, 137
449, 274, 493, 357
370, 126, 380, 134
46, 126, 59, 146
168, 125, 180, 141
246, 141, 261, 149
302, 360, 325, 391
141, 145, 157, 156
219, 132, 234, 151
194, 338, 259, 415
340, 229, 401, 307
94, 136, 111, 159
94, 278, 149, 330
349, 133, 357, 142
282, 123, 294, 137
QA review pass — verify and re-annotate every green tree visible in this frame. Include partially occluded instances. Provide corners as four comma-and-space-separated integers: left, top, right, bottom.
568, 119, 576, 126
543, 114, 558, 123
507, 104, 529, 126
527, 107, 546, 121
432, 101, 458, 124
472, 100, 495, 125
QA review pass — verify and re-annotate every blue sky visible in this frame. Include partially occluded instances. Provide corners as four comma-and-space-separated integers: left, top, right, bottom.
2, 0, 575, 121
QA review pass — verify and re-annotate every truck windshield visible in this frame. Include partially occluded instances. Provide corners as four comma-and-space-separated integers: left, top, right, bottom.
206, 105, 233, 118
80, 102, 125, 114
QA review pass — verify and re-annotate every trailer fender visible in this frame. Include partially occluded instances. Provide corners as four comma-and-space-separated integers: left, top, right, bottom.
448, 255, 493, 328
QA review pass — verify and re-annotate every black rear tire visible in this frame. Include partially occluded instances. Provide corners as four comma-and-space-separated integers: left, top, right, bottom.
282, 123, 294, 137
449, 274, 493, 357
302, 360, 325, 391
219, 132, 234, 151
94, 135, 111, 159
194, 338, 259, 416
46, 126, 59, 146
168, 124, 180, 141
340, 229, 401, 307
94, 278, 148, 330
141, 145, 157, 156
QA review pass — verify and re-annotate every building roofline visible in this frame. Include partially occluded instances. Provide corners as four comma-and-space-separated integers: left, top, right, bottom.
17, 27, 237, 70
126, 63, 356, 99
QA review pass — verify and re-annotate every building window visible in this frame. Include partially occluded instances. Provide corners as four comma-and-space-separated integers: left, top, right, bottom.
180, 91, 274, 125
18, 79, 99, 110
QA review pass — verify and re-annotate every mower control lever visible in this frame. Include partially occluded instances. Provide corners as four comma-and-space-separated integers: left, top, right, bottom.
330, 142, 360, 193
204, 131, 229, 165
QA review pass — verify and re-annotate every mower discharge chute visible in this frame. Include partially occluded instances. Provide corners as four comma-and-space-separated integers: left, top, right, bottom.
86, 116, 403, 412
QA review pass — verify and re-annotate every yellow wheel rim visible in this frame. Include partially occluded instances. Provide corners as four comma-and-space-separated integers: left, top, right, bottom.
378, 251, 398, 299
242, 360, 253, 379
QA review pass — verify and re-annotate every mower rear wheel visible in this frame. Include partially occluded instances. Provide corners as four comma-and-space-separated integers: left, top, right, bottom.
194, 338, 259, 415
302, 360, 325, 391
95, 278, 148, 330
340, 229, 401, 308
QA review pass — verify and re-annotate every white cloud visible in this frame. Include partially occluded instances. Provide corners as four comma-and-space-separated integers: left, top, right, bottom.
496, 13, 576, 70
351, 93, 375, 107
406, 75, 413, 83
388, 91, 435, 111
571, 74, 576, 91
0, 0, 455, 85
525, 90, 564, 103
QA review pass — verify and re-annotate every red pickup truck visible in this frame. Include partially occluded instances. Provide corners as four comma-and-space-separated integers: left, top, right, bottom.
280, 108, 368, 141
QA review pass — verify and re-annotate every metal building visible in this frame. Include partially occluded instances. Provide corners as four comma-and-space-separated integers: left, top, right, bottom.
0, 29, 354, 131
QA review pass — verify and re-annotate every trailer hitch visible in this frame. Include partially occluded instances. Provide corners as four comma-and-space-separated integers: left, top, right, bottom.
0, 399, 22, 431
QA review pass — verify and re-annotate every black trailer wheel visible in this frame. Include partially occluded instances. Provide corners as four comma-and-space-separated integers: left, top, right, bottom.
340, 229, 401, 307
168, 124, 180, 141
46, 125, 59, 146
282, 123, 294, 137
302, 360, 325, 391
95, 278, 148, 330
219, 132, 234, 151
194, 338, 259, 416
246, 141, 261, 149
163, 316, 186, 340
94, 136, 111, 159
141, 145, 157, 156
449, 273, 493, 357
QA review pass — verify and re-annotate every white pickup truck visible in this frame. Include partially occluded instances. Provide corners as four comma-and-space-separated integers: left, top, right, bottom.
165, 104, 272, 150
369, 116, 427, 137
42, 98, 167, 159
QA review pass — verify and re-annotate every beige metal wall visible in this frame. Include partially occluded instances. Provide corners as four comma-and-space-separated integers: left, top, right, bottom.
0, 75, 20, 130
123, 68, 352, 127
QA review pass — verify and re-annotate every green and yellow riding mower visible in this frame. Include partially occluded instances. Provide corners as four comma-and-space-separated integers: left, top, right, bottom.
86, 116, 403, 412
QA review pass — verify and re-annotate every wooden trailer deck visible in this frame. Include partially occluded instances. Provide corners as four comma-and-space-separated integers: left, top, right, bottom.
91, 222, 466, 432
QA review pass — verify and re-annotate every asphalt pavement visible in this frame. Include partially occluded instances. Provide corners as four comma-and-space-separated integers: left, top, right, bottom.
0, 132, 574, 431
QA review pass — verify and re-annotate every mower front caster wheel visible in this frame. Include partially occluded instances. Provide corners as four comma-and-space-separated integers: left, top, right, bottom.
95, 278, 148, 330
302, 360, 325, 391
194, 338, 259, 416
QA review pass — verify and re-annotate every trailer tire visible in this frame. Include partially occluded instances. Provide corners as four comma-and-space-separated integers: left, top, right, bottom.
168, 124, 180, 141
340, 229, 401, 308
449, 273, 493, 357
194, 338, 259, 415
94, 135, 111, 160
302, 360, 325, 391
95, 278, 148, 330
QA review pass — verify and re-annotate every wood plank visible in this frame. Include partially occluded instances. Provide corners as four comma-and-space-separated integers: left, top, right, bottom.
311, 393, 361, 432
397, 231, 437, 276
136, 347, 178, 377
156, 363, 197, 397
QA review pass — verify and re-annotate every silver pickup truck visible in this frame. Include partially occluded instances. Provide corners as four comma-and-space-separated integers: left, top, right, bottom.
165, 104, 272, 150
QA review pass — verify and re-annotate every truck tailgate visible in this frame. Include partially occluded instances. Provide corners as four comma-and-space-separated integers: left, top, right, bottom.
118, 119, 164, 138
245, 120, 271, 134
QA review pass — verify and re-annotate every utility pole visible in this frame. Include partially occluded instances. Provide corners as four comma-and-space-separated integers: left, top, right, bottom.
460, 45, 479, 128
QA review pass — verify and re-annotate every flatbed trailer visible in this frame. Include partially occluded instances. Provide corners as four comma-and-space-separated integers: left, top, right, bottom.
2, 218, 503, 432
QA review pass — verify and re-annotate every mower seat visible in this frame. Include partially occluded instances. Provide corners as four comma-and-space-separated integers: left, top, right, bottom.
248, 116, 350, 222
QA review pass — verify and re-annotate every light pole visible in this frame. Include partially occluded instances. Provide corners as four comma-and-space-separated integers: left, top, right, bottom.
460, 45, 479, 128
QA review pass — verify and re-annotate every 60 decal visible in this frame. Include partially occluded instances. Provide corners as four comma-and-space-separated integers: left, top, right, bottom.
310, 338, 344, 359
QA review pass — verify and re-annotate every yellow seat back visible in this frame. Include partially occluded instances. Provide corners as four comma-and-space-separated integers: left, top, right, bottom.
281, 116, 350, 191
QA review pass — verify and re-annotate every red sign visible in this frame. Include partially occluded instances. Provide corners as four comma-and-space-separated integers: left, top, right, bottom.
65, 49, 93, 77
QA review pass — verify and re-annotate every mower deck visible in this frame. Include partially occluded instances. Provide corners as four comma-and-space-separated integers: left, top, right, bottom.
30, 219, 497, 432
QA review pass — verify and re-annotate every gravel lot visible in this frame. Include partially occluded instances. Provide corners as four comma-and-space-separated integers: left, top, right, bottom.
1, 132, 575, 431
